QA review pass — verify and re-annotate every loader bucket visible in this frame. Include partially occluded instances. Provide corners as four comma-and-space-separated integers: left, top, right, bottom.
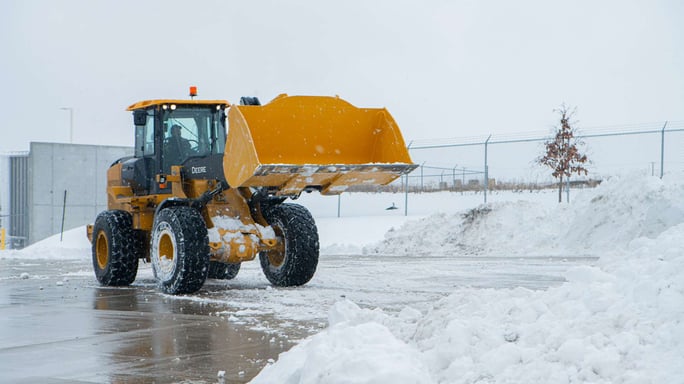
224, 94, 417, 195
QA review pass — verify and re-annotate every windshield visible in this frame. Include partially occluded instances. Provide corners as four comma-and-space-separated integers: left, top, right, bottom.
161, 106, 225, 171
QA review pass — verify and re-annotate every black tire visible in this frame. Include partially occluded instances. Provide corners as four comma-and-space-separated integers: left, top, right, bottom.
259, 203, 319, 287
207, 261, 241, 280
150, 206, 210, 294
92, 210, 140, 286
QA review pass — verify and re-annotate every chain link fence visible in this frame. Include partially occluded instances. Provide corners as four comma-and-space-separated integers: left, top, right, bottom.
401, 121, 684, 195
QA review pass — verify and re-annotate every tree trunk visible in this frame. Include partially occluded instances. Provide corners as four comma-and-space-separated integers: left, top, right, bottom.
558, 175, 563, 203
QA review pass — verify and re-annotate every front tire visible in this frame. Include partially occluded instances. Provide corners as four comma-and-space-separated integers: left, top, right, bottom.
207, 261, 241, 280
92, 210, 140, 286
150, 206, 210, 294
260, 203, 319, 287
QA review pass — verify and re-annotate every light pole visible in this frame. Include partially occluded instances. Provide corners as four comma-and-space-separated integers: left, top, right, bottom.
60, 107, 73, 143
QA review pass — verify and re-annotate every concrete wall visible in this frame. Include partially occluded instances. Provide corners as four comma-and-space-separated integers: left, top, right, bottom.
28, 142, 132, 245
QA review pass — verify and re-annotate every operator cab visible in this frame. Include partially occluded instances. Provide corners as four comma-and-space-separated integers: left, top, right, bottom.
122, 98, 230, 195
159, 106, 225, 172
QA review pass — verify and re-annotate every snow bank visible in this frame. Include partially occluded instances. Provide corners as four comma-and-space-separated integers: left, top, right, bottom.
298, 189, 557, 255
251, 174, 684, 383
1, 226, 90, 260
368, 173, 684, 256
252, 300, 433, 384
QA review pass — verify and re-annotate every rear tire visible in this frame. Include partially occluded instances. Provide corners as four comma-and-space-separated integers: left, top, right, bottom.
207, 261, 241, 280
150, 206, 210, 294
259, 203, 319, 287
92, 210, 140, 286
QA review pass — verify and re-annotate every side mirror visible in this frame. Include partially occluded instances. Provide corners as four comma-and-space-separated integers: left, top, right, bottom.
133, 110, 147, 126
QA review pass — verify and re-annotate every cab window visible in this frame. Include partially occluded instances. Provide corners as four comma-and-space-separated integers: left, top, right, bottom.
134, 110, 155, 157
161, 107, 225, 171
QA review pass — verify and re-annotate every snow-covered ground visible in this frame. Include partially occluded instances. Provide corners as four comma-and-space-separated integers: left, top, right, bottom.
254, 174, 684, 383
3, 173, 683, 383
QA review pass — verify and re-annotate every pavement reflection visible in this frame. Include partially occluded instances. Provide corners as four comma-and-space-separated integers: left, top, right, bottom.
0, 259, 295, 384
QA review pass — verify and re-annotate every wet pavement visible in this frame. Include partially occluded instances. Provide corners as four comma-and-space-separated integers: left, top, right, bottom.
0, 254, 598, 383
0, 259, 299, 384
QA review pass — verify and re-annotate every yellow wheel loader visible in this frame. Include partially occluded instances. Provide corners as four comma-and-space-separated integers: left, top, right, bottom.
87, 90, 416, 294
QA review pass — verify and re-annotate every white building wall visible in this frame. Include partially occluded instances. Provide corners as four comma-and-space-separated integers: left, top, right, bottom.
28, 142, 132, 245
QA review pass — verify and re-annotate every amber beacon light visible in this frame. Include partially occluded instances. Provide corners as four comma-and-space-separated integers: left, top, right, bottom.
189, 86, 198, 98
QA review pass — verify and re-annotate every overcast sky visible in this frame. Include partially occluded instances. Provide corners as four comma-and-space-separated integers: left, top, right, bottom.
1, 0, 682, 154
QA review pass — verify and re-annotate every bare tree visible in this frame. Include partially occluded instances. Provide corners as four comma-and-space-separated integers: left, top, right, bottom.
538, 105, 589, 203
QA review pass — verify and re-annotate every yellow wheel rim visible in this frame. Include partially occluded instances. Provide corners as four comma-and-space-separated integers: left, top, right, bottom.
158, 232, 175, 264
95, 231, 109, 270
153, 222, 178, 279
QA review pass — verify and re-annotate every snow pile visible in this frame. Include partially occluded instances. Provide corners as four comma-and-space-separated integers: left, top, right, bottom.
368, 174, 684, 256
408, 246, 684, 383
299, 189, 558, 255
2, 226, 90, 260
251, 174, 684, 383
253, 300, 432, 384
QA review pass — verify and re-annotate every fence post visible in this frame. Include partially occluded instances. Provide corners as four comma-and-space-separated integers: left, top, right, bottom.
660, 121, 668, 179
420, 162, 424, 191
462, 167, 466, 195
484, 135, 491, 203
406, 141, 415, 209
337, 194, 341, 218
